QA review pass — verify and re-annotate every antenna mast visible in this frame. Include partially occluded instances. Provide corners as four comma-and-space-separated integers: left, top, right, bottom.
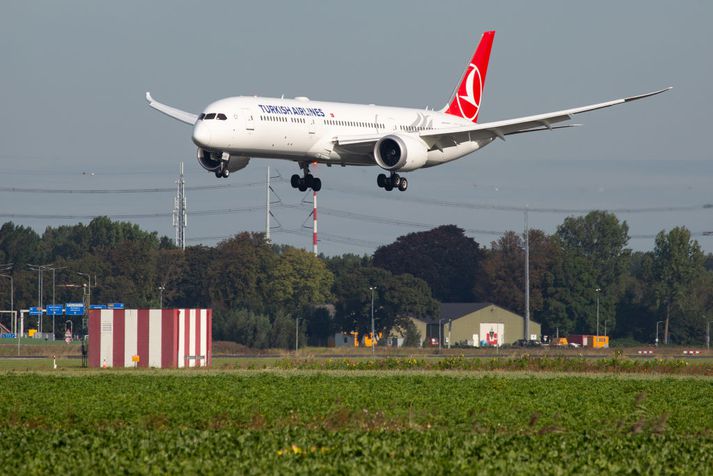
173, 162, 187, 250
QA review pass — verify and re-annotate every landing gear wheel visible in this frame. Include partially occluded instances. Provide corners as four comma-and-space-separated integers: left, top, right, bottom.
391, 174, 401, 188
215, 171, 222, 178
377, 174, 387, 188
305, 174, 314, 189
298, 179, 308, 192
221, 168, 230, 178
398, 177, 408, 191
384, 180, 394, 191
291, 174, 300, 188
312, 177, 322, 192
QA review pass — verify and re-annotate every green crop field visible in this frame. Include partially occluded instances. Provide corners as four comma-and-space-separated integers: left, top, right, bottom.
0, 370, 712, 475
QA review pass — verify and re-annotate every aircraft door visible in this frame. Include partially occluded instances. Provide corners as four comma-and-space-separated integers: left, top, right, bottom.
240, 108, 255, 131
376, 115, 397, 132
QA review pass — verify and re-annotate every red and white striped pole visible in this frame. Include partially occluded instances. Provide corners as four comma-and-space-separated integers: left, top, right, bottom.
312, 190, 318, 255
312, 162, 318, 255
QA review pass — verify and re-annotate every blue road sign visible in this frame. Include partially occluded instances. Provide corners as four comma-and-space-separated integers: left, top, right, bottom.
108, 303, 124, 310
89, 304, 107, 310
65, 303, 85, 316
29, 307, 44, 316
46, 304, 64, 316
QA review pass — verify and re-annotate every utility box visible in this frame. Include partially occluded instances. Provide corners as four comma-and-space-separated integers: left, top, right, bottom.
592, 335, 609, 349
88, 309, 212, 368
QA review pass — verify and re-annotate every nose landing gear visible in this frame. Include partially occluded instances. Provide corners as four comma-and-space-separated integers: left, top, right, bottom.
214, 152, 231, 178
377, 173, 408, 192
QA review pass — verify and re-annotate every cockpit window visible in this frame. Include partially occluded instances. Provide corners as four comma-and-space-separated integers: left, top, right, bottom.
204, 113, 216, 120
198, 113, 205, 120
217, 113, 227, 120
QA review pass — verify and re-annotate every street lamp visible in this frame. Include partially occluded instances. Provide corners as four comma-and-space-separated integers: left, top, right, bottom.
0, 274, 13, 332
438, 320, 442, 351
595, 288, 601, 337
158, 285, 166, 309
295, 317, 300, 353
369, 287, 376, 356
76, 272, 92, 308
706, 318, 711, 351
28, 263, 53, 334
604, 320, 608, 337
656, 320, 664, 346
49, 266, 67, 341
448, 319, 452, 350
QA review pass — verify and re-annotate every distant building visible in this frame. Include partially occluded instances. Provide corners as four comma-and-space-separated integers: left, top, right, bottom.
408, 303, 541, 347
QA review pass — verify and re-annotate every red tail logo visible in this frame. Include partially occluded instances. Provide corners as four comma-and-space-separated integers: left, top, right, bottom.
444, 31, 495, 123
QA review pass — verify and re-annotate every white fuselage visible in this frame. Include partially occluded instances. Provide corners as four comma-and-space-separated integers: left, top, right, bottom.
191, 96, 490, 168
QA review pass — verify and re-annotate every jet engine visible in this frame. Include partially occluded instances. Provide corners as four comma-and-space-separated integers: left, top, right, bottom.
197, 148, 250, 173
373, 134, 429, 172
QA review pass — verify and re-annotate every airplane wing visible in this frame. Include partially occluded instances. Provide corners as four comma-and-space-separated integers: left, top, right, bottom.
330, 87, 670, 154
420, 87, 672, 144
145, 92, 198, 125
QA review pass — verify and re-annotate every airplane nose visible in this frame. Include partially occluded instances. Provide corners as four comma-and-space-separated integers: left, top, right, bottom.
192, 123, 212, 148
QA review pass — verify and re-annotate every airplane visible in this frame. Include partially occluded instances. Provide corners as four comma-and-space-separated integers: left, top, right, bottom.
146, 30, 670, 193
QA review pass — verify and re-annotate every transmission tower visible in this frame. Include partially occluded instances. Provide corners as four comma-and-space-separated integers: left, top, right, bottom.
173, 162, 187, 250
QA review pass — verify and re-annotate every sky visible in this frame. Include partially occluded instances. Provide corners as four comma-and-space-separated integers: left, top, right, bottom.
1, 0, 711, 255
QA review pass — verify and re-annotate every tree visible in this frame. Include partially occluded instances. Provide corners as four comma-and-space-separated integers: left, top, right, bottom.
476, 229, 557, 317
0, 222, 42, 266
332, 265, 438, 339
213, 308, 271, 348
269, 247, 334, 315
373, 225, 484, 302
205, 233, 276, 313
615, 251, 658, 342
539, 212, 630, 335
652, 227, 705, 344
401, 319, 422, 347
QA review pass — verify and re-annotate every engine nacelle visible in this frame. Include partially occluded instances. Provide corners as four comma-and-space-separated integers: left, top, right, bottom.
373, 134, 429, 172
196, 149, 250, 173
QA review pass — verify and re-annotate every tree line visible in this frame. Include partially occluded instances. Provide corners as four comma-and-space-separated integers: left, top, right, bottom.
0, 213, 710, 347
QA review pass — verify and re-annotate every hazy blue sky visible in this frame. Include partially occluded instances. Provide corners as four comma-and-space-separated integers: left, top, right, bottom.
1, 1, 711, 254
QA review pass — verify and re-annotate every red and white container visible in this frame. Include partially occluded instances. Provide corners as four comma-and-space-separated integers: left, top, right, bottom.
88, 309, 212, 368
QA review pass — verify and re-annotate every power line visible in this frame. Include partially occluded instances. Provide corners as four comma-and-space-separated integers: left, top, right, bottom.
187, 228, 378, 249
281, 203, 504, 236
0, 205, 265, 220
312, 181, 713, 214
0, 181, 263, 194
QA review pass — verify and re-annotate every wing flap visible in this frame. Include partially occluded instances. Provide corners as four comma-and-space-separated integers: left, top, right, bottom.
145, 92, 198, 125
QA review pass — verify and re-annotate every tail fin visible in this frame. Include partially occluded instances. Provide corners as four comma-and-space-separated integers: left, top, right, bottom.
443, 30, 495, 123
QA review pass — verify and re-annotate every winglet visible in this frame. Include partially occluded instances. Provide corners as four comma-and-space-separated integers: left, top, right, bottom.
623, 87, 672, 103
145, 92, 198, 125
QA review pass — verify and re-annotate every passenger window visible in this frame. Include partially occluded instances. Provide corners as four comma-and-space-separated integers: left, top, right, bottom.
217, 113, 227, 120
205, 113, 216, 120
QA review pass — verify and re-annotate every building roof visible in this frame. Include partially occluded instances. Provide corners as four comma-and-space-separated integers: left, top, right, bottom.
410, 302, 540, 325
440, 302, 493, 321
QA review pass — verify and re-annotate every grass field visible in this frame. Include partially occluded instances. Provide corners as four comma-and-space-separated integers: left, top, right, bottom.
1, 370, 712, 474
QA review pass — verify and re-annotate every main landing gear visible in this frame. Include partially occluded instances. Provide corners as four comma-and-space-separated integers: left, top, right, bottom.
291, 164, 321, 192
377, 173, 408, 192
